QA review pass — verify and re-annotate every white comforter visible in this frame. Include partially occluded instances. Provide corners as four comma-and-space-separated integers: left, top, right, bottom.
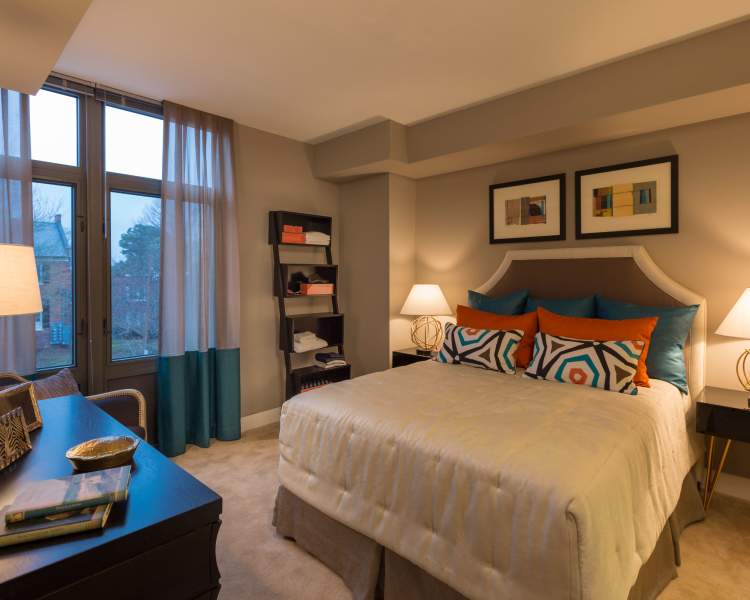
278, 361, 699, 600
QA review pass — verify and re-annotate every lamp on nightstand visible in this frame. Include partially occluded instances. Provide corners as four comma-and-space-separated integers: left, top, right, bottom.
715, 288, 750, 393
400, 284, 452, 355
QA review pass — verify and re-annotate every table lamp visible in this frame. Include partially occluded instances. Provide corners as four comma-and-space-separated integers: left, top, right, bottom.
715, 288, 750, 393
400, 284, 452, 355
0, 244, 42, 317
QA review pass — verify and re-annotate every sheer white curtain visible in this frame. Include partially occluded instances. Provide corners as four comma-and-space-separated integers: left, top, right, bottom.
158, 101, 241, 456
0, 89, 35, 375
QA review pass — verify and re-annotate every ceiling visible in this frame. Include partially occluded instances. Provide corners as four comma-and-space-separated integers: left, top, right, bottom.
0, 0, 91, 94
55, 1, 750, 142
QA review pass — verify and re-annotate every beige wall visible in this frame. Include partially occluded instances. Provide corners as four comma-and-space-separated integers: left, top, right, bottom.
339, 175, 390, 376
338, 173, 416, 374
415, 111, 750, 476
388, 174, 417, 354
312, 20, 750, 181
234, 123, 339, 417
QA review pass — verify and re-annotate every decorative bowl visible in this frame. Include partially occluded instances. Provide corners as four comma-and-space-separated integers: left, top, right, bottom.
65, 436, 139, 471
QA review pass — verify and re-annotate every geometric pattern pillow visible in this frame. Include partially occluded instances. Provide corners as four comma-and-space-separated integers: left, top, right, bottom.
524, 332, 645, 395
436, 323, 524, 374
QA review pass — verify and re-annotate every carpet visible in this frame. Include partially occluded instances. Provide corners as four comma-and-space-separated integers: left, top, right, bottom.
174, 425, 750, 600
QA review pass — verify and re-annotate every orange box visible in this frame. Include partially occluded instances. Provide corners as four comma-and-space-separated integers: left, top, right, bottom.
281, 232, 305, 244
300, 283, 334, 295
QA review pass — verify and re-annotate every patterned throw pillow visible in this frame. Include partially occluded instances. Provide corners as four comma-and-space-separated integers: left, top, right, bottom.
436, 323, 524, 374
524, 332, 645, 395
31, 368, 80, 400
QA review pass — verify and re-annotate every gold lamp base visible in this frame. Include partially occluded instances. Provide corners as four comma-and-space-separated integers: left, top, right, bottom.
736, 348, 750, 392
410, 316, 443, 353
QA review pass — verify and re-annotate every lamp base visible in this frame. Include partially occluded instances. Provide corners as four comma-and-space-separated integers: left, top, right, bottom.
415, 348, 433, 356
410, 316, 443, 353
736, 348, 750, 393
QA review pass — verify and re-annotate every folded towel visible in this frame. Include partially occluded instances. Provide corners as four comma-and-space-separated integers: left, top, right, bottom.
315, 352, 345, 362
283, 224, 303, 233
305, 231, 330, 245
315, 360, 347, 369
294, 336, 328, 353
294, 331, 317, 342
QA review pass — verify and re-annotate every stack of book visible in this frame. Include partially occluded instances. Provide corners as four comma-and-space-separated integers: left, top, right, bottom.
0, 466, 131, 548
280, 224, 331, 246
281, 224, 305, 244
314, 352, 347, 369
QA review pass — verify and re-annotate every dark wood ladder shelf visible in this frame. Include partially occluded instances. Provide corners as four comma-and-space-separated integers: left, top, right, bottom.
269, 211, 350, 400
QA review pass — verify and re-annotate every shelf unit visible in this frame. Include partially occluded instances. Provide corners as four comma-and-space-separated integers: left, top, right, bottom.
269, 211, 351, 399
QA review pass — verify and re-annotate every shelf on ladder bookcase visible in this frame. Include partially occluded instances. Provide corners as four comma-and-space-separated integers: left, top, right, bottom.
269, 210, 349, 400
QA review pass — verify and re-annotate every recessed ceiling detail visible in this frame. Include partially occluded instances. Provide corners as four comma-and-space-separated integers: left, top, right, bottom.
56, 1, 750, 142
0, 0, 91, 95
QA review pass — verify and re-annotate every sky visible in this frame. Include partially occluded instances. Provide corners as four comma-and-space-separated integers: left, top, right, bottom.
29, 89, 163, 262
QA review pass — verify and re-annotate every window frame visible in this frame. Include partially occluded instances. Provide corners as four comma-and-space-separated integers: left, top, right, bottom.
30, 79, 164, 424
105, 173, 162, 367
30, 85, 88, 385
102, 102, 163, 381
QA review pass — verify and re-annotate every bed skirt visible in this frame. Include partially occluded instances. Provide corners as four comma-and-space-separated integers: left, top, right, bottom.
273, 472, 704, 600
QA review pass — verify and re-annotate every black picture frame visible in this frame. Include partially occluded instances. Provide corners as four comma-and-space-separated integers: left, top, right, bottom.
489, 173, 566, 244
575, 155, 678, 240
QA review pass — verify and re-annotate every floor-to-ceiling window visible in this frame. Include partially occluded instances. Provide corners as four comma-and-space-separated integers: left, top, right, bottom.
28, 80, 163, 432
29, 89, 85, 377
104, 105, 163, 361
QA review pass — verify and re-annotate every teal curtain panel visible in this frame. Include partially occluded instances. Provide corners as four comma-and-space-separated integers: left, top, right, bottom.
158, 101, 241, 457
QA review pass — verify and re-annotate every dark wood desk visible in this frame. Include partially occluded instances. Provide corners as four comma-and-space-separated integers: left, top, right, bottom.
0, 395, 222, 599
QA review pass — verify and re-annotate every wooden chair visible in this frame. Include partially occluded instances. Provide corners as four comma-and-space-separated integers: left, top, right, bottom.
0, 372, 28, 388
86, 389, 147, 440
0, 372, 148, 441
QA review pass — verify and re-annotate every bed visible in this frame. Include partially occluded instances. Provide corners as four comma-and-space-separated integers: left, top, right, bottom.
274, 246, 707, 600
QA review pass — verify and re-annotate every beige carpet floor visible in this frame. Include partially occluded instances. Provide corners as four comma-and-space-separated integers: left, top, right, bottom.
174, 425, 750, 600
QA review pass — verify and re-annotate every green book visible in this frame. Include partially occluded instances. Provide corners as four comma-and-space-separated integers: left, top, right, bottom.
0, 504, 112, 548
5, 466, 130, 524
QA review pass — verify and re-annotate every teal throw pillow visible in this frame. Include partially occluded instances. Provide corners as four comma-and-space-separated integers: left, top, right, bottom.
596, 295, 698, 394
468, 289, 528, 315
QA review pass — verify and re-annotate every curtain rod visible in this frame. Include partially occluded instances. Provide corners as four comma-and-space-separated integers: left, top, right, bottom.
47, 71, 163, 110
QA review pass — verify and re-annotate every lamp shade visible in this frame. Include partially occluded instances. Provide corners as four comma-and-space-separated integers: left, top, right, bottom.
0, 244, 42, 316
400, 284, 451, 316
716, 288, 750, 340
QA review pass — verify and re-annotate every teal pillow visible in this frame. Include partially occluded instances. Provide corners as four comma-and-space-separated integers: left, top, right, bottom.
468, 289, 528, 315
596, 295, 698, 394
525, 296, 596, 318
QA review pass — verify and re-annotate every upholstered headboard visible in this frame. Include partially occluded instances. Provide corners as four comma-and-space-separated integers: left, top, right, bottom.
474, 246, 707, 395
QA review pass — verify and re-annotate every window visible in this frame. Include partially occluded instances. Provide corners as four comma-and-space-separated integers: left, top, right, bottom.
30, 90, 78, 166
109, 191, 161, 360
105, 106, 163, 179
27, 78, 163, 410
31, 181, 75, 370
105, 101, 163, 363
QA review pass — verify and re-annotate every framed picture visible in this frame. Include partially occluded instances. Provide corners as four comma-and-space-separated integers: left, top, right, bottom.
489, 173, 565, 244
0, 407, 32, 471
575, 155, 678, 239
0, 382, 42, 432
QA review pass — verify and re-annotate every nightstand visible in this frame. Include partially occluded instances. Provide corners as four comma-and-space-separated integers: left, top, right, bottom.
695, 386, 750, 510
392, 347, 434, 368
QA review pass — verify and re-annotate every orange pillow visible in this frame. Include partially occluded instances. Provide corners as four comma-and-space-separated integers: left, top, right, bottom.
456, 305, 538, 368
537, 307, 658, 387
